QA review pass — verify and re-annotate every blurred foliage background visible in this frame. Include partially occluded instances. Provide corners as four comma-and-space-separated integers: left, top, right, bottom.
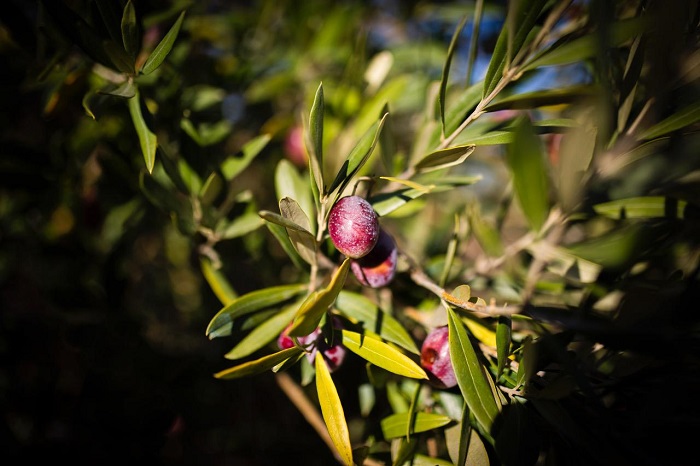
1, 0, 700, 465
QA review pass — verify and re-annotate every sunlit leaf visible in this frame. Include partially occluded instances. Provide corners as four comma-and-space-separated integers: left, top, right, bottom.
200, 256, 236, 305
327, 113, 387, 196
289, 259, 350, 337
381, 412, 453, 439
315, 356, 354, 466
592, 196, 688, 219
140, 10, 186, 75
206, 284, 307, 339
506, 116, 550, 231
341, 330, 427, 379
335, 290, 419, 354
224, 301, 299, 360
128, 89, 157, 173
415, 144, 475, 173
221, 134, 271, 180
447, 308, 500, 433
214, 347, 303, 379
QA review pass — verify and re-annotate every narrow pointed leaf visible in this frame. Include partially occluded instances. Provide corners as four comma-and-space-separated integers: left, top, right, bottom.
315, 355, 354, 466
496, 316, 512, 378
200, 257, 237, 305
506, 116, 550, 231
259, 210, 313, 233
289, 259, 351, 337
378, 103, 397, 174
225, 301, 299, 360
484, 85, 597, 112
328, 113, 387, 195
280, 197, 317, 265
447, 308, 500, 433
415, 144, 475, 173
483, 0, 548, 98
214, 347, 303, 379
275, 160, 315, 233
206, 284, 307, 339
219, 212, 264, 239
381, 412, 453, 439
121, 0, 139, 59
265, 222, 306, 270
439, 14, 470, 134
341, 330, 427, 379
140, 10, 185, 75
639, 101, 700, 140
306, 83, 325, 199
128, 90, 157, 173
593, 196, 688, 220
335, 291, 419, 354
221, 134, 271, 180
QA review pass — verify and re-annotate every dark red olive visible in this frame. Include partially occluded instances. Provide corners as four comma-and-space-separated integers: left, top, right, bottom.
351, 228, 397, 288
277, 320, 347, 372
328, 195, 379, 259
420, 326, 457, 389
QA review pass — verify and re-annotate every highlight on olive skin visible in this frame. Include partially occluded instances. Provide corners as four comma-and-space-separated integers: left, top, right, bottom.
420, 326, 457, 389
351, 228, 397, 288
328, 195, 379, 259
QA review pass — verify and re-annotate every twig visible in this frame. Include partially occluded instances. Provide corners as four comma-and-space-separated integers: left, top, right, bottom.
275, 372, 342, 463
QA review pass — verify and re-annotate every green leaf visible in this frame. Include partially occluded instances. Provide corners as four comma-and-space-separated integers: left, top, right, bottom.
482, 0, 548, 98
98, 80, 137, 99
447, 308, 500, 433
415, 144, 475, 173
219, 212, 264, 239
327, 113, 388, 196
128, 89, 157, 173
496, 316, 512, 378
140, 10, 186, 75
221, 134, 271, 180
523, 17, 649, 71
200, 256, 236, 305
593, 196, 688, 220
275, 159, 315, 233
259, 210, 312, 233
484, 85, 598, 112
279, 197, 317, 265
556, 122, 597, 212
639, 101, 700, 140
565, 222, 651, 269
206, 284, 307, 339
265, 222, 306, 271
199, 172, 224, 205
370, 186, 435, 218
121, 0, 139, 59
439, 14, 470, 135
467, 202, 503, 257
439, 81, 484, 145
378, 103, 397, 174
224, 301, 299, 360
413, 454, 456, 466
506, 116, 550, 231
315, 356, 354, 466
335, 291, 419, 354
289, 258, 351, 337
340, 330, 427, 379
214, 347, 303, 379
306, 83, 325, 201
381, 412, 453, 439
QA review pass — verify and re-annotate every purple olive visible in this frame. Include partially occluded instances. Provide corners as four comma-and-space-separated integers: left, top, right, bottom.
277, 320, 346, 372
420, 326, 457, 389
351, 228, 397, 288
328, 195, 379, 259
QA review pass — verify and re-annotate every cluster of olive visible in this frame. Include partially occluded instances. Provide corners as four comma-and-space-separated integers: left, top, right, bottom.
278, 195, 456, 387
